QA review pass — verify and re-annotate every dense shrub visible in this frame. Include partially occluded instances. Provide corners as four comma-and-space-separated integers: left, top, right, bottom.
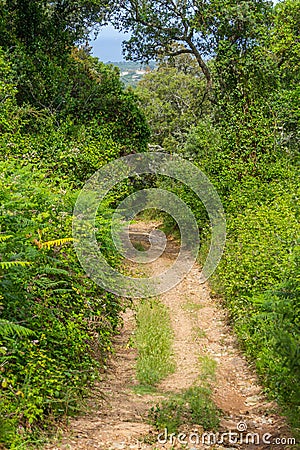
241, 264, 300, 427
0, 161, 123, 445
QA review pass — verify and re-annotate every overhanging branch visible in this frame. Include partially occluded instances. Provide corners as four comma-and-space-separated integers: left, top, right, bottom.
166, 49, 194, 57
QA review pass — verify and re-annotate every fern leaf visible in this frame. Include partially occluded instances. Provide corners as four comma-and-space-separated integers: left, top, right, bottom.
51, 288, 73, 294
0, 261, 31, 269
0, 235, 13, 243
37, 266, 70, 276
41, 238, 75, 250
0, 319, 33, 337
34, 279, 68, 289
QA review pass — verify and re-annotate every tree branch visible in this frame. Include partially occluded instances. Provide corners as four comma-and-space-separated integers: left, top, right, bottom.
185, 35, 212, 93
166, 49, 194, 57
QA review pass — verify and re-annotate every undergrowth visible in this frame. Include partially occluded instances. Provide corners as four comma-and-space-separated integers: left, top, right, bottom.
149, 355, 220, 434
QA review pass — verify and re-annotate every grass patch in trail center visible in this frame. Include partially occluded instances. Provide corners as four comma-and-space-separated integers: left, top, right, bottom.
198, 355, 217, 385
131, 384, 158, 395
181, 300, 204, 314
192, 325, 207, 340
148, 354, 220, 435
135, 298, 175, 386
149, 386, 221, 434
132, 241, 148, 252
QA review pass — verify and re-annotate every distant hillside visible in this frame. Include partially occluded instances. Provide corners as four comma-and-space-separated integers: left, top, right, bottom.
106, 61, 156, 87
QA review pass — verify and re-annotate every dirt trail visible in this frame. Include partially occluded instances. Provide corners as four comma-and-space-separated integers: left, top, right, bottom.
45, 222, 293, 450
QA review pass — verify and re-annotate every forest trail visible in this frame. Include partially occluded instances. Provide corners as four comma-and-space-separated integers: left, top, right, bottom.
45, 222, 292, 450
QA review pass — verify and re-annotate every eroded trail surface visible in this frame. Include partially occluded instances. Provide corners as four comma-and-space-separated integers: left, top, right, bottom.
46, 222, 293, 450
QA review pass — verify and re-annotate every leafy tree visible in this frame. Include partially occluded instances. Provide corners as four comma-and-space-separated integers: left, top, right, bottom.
0, 45, 150, 158
0, 0, 151, 155
0, 0, 107, 55
271, 0, 300, 84
108, 0, 273, 96
268, 0, 300, 156
135, 56, 209, 151
12, 47, 150, 152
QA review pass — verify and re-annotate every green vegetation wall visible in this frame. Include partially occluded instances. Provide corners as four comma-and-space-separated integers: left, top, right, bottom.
0, 4, 150, 443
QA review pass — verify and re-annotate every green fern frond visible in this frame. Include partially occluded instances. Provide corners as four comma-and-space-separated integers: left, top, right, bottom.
0, 261, 31, 269
38, 266, 70, 276
41, 238, 75, 250
0, 235, 13, 242
0, 319, 34, 337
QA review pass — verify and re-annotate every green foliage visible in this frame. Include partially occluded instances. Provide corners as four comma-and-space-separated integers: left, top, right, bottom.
0, 1, 151, 447
0, 25, 150, 446
214, 184, 299, 302
271, 0, 300, 84
249, 279, 300, 423
217, 246, 300, 427
136, 61, 208, 151
0, 48, 19, 133
135, 298, 175, 386
0, 0, 299, 445
149, 386, 220, 434
0, 0, 107, 55
0, 160, 123, 446
150, 396, 184, 434
185, 386, 220, 431
0, 319, 33, 338
0, 44, 150, 184
3, 47, 150, 155
0, 2, 151, 158
108, 0, 273, 95
0, 261, 30, 269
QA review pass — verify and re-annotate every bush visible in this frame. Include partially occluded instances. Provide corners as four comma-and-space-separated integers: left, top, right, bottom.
231, 250, 300, 427
214, 184, 299, 304
0, 160, 122, 445
208, 180, 299, 426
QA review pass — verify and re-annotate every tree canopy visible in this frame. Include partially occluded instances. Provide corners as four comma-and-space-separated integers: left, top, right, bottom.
108, 0, 273, 94
0, 0, 107, 55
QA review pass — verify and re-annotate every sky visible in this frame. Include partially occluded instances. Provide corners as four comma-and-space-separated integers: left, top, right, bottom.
90, 26, 130, 62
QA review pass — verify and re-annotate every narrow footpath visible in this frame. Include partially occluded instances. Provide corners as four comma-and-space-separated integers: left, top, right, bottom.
45, 222, 293, 450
